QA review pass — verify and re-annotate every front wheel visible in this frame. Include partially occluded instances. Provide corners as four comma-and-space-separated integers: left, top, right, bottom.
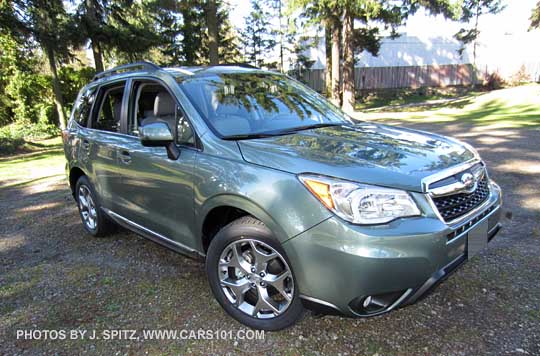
206, 217, 304, 330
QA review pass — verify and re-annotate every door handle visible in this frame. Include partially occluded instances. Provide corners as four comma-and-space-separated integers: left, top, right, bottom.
119, 150, 132, 164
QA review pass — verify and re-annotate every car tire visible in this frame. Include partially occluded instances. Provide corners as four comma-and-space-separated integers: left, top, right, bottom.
206, 216, 304, 330
75, 175, 115, 237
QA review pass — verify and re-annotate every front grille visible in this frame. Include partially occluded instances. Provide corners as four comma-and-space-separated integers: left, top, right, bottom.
432, 175, 490, 222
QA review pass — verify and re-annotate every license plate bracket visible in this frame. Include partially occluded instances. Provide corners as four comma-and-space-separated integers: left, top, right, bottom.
467, 220, 488, 259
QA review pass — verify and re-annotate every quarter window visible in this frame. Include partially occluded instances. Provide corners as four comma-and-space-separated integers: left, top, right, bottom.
72, 86, 96, 127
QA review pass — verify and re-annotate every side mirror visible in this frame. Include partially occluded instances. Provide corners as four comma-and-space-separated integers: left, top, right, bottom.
139, 122, 180, 160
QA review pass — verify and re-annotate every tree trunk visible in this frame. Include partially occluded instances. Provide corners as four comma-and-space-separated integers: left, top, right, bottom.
472, 5, 480, 85
330, 18, 341, 106
86, 0, 104, 72
44, 44, 67, 130
324, 20, 332, 97
91, 38, 104, 73
278, 0, 284, 72
341, 9, 355, 114
207, 0, 219, 65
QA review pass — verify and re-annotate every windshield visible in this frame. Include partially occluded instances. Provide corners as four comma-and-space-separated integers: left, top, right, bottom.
177, 72, 350, 138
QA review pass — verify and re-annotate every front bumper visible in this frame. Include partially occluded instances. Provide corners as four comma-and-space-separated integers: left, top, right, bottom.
282, 181, 502, 317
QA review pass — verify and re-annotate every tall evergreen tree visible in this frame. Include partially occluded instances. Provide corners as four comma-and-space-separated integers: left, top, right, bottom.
288, 0, 344, 106
1, 0, 70, 129
73, 0, 164, 70
206, 0, 219, 64
216, 2, 242, 63
242, 0, 277, 67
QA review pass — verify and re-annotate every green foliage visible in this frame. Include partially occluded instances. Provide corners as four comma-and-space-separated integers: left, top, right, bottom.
531, 1, 540, 30
0, 33, 52, 126
454, 0, 505, 57
145, 0, 241, 66
0, 127, 26, 154
242, 0, 277, 67
0, 121, 59, 154
58, 66, 96, 113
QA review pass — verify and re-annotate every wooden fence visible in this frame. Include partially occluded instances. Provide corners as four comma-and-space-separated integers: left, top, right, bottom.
302, 64, 475, 92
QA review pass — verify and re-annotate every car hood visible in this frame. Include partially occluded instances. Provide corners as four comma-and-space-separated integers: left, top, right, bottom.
237, 123, 476, 192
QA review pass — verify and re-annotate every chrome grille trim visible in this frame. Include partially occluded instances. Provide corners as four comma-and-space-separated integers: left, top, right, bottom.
421, 159, 482, 193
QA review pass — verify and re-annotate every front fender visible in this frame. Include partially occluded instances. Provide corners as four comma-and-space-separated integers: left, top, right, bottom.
193, 152, 333, 247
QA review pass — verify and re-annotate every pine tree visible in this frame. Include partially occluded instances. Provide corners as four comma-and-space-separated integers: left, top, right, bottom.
1, 0, 70, 129
242, 0, 277, 68
217, 2, 242, 63
207, 0, 219, 64
531, 1, 540, 30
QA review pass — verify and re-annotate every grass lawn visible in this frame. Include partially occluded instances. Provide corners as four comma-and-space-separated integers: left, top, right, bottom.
0, 136, 65, 188
355, 84, 540, 128
355, 86, 484, 112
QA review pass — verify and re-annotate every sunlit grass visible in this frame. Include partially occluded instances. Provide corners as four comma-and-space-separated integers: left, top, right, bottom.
356, 84, 540, 128
0, 137, 65, 188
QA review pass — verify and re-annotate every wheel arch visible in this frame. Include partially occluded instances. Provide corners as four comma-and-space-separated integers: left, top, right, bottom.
199, 194, 290, 253
69, 166, 87, 197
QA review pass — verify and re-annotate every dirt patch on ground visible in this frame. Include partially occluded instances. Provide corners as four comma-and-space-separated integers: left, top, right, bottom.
1, 122, 539, 355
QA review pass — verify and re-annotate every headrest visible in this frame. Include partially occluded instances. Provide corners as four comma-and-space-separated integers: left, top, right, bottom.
154, 92, 176, 117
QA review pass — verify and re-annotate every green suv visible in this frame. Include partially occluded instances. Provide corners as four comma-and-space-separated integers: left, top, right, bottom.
63, 62, 502, 330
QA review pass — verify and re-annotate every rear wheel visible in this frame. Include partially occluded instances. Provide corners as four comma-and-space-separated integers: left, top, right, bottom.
75, 175, 114, 237
206, 216, 304, 330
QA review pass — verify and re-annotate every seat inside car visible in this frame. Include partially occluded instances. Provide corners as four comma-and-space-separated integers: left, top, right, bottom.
141, 91, 176, 132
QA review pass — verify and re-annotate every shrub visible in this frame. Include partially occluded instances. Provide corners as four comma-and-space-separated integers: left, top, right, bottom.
0, 121, 59, 155
508, 65, 532, 87
0, 125, 26, 155
483, 71, 505, 91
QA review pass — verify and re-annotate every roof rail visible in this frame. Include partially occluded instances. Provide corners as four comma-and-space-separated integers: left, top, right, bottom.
218, 63, 260, 69
93, 61, 161, 81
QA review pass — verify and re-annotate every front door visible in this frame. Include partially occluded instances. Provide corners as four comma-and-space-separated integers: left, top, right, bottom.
112, 79, 199, 250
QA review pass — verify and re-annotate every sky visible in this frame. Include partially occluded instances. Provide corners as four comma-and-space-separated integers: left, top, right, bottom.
228, 0, 537, 38
227, 0, 540, 76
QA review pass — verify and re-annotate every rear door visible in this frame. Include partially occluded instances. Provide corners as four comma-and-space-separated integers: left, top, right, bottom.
83, 80, 130, 212
112, 78, 199, 250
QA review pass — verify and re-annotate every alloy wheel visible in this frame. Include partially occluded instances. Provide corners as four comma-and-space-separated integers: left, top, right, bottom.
218, 239, 294, 319
78, 185, 97, 230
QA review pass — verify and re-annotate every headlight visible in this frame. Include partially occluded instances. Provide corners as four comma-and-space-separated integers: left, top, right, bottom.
299, 174, 421, 224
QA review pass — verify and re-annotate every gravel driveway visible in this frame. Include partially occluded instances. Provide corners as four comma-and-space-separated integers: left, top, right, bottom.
1, 121, 539, 355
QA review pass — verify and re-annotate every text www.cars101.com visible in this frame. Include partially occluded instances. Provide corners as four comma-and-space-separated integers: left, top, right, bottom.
16, 329, 265, 341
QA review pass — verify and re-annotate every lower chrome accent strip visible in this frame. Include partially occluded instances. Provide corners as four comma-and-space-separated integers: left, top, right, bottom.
300, 295, 342, 312
348, 288, 414, 317
102, 208, 205, 258
385, 288, 413, 312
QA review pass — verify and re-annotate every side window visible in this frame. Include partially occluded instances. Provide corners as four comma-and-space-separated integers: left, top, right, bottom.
93, 83, 125, 132
129, 81, 195, 146
72, 87, 96, 127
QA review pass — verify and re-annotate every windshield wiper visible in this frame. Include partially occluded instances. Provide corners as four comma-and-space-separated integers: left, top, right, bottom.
222, 132, 283, 140
222, 123, 343, 141
270, 122, 343, 135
